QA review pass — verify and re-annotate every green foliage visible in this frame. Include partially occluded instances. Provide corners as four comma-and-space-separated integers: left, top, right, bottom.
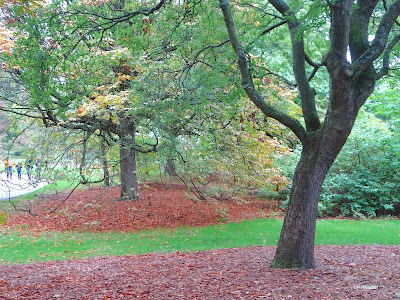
367, 78, 400, 131
0, 211, 10, 225
1, 218, 399, 264
158, 103, 294, 200
320, 110, 400, 217
279, 109, 400, 218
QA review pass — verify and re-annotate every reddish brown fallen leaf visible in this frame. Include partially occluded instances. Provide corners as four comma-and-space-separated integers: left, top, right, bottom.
5, 183, 282, 232
1, 184, 399, 299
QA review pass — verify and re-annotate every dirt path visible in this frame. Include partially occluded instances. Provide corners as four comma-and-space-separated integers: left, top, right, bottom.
0, 173, 48, 200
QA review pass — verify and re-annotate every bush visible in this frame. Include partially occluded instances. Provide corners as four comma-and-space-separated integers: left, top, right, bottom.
320, 110, 400, 217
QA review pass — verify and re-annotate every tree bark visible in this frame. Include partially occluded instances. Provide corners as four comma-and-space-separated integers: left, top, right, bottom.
165, 157, 178, 177
271, 126, 354, 268
219, 0, 400, 269
119, 119, 138, 200
100, 137, 110, 187
271, 143, 322, 268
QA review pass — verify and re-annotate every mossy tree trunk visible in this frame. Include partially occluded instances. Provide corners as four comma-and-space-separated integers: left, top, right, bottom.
119, 118, 138, 200
100, 137, 110, 187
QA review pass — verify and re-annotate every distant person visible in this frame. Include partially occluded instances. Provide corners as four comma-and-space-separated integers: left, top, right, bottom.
16, 162, 22, 180
35, 158, 41, 179
26, 157, 33, 180
5, 156, 14, 180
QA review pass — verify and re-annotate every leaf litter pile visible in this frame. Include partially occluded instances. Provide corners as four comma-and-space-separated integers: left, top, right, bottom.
1, 183, 399, 299
5, 183, 281, 232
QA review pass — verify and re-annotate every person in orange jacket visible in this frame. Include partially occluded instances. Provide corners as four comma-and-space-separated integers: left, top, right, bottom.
4, 156, 14, 180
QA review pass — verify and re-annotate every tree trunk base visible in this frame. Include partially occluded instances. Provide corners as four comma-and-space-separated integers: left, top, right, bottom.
114, 195, 138, 202
270, 255, 315, 270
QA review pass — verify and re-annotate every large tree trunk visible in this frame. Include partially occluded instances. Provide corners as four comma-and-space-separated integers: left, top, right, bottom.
119, 119, 138, 200
271, 124, 355, 268
271, 143, 324, 268
219, 0, 395, 269
270, 135, 340, 268
271, 72, 365, 268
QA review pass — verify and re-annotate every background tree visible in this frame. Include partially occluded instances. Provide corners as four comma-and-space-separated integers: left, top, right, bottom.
1, 0, 169, 199
3, 0, 295, 203
219, 0, 400, 269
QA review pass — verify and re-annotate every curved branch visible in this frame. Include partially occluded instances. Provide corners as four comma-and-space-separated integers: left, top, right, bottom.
257, 65, 296, 87
261, 20, 286, 35
219, 0, 306, 143
382, 0, 400, 27
305, 53, 322, 83
49, 182, 82, 214
376, 34, 400, 80
305, 53, 322, 68
268, 0, 321, 132
59, 0, 167, 58
352, 0, 400, 79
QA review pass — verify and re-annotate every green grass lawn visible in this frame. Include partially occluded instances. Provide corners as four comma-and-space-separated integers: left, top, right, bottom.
1, 218, 399, 264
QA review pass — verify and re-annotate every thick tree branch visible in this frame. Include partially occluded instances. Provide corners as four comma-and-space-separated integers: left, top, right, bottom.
219, 0, 306, 143
352, 0, 400, 79
329, 0, 352, 57
349, 0, 379, 62
268, 0, 321, 132
376, 34, 400, 80
382, 0, 400, 27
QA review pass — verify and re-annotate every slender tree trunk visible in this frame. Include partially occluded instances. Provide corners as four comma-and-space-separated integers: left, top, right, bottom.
100, 137, 110, 186
119, 119, 138, 200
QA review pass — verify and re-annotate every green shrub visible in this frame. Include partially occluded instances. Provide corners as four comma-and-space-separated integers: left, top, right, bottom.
320, 110, 400, 217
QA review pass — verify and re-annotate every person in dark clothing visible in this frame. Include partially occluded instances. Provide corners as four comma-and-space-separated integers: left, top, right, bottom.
26, 157, 33, 180
16, 162, 22, 180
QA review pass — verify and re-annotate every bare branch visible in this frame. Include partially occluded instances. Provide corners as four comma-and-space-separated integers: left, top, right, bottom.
257, 65, 296, 87
261, 20, 286, 35
305, 53, 322, 68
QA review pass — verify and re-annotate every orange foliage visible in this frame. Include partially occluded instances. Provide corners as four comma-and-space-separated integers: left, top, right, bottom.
0, 26, 14, 55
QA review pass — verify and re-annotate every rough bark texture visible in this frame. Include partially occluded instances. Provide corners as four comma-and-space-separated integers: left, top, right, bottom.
165, 157, 178, 177
100, 138, 110, 187
119, 119, 138, 200
220, 0, 400, 269
271, 140, 324, 268
271, 110, 358, 268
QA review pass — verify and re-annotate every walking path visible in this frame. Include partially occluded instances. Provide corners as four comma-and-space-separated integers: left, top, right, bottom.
0, 173, 48, 200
